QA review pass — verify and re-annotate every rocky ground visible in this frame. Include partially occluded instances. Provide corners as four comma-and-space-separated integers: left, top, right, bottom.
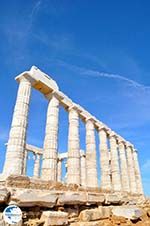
0, 175, 149, 226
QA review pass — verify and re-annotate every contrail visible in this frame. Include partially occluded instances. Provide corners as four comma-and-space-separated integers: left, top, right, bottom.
58, 61, 150, 91
27, 0, 42, 32
81, 69, 150, 91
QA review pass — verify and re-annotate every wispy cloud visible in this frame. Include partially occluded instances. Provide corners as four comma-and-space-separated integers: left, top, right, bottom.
57, 61, 150, 92
82, 70, 150, 91
27, 0, 43, 32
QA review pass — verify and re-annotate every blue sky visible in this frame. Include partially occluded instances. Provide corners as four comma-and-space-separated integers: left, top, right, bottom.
0, 0, 150, 195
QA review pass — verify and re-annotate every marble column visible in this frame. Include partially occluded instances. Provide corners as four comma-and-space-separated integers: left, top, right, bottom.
41, 94, 59, 181
80, 153, 86, 187
133, 149, 143, 194
109, 133, 121, 191
23, 150, 28, 175
34, 154, 40, 178
3, 76, 31, 176
126, 143, 137, 194
99, 128, 111, 190
57, 159, 62, 182
67, 107, 80, 185
85, 119, 98, 188
118, 139, 130, 192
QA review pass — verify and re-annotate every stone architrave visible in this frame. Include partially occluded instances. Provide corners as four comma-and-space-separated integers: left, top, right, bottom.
57, 159, 62, 182
85, 119, 98, 188
3, 76, 32, 176
80, 153, 86, 187
126, 143, 137, 194
41, 94, 59, 181
34, 154, 41, 178
118, 139, 130, 192
133, 149, 143, 194
67, 107, 80, 185
98, 128, 111, 190
109, 133, 121, 191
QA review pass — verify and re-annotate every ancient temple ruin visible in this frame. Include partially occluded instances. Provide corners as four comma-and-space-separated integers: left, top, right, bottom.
1, 66, 150, 226
2, 66, 143, 195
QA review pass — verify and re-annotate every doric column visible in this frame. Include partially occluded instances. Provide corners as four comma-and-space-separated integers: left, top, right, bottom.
34, 154, 40, 178
118, 139, 130, 192
57, 159, 62, 182
67, 106, 80, 185
23, 150, 28, 175
41, 94, 59, 181
109, 133, 121, 191
3, 76, 32, 176
133, 149, 143, 194
85, 119, 98, 188
126, 143, 137, 194
98, 127, 111, 190
80, 152, 86, 187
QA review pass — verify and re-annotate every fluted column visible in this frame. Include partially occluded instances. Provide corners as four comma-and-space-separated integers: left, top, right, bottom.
3, 76, 31, 176
80, 153, 86, 187
133, 149, 143, 194
98, 128, 111, 190
23, 150, 28, 175
109, 133, 121, 191
118, 139, 130, 192
34, 154, 40, 178
85, 119, 98, 188
41, 94, 59, 181
67, 107, 80, 185
57, 159, 62, 182
126, 143, 137, 194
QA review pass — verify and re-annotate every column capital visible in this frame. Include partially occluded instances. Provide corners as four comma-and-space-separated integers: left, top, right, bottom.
97, 126, 109, 133
45, 91, 60, 100
109, 131, 117, 139
57, 158, 62, 162
85, 118, 96, 130
125, 142, 134, 148
68, 104, 79, 112
15, 71, 36, 84
117, 137, 126, 145
133, 148, 138, 153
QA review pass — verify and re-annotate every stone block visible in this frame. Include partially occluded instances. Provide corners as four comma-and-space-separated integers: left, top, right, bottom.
10, 189, 57, 207
6, 175, 30, 188
70, 221, 111, 226
87, 193, 105, 204
79, 207, 110, 222
98, 206, 111, 219
0, 188, 10, 204
112, 206, 142, 220
105, 194, 123, 205
40, 211, 68, 226
58, 192, 87, 205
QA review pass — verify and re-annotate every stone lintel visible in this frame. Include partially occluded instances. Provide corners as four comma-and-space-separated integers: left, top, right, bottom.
58, 150, 85, 160
26, 144, 43, 155
58, 152, 68, 160
16, 66, 59, 95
